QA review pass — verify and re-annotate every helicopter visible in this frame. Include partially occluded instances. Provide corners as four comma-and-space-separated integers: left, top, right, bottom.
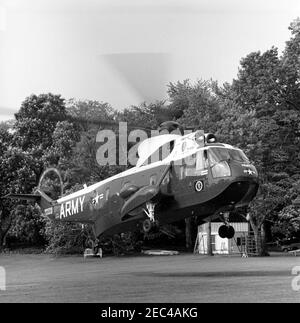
3, 120, 259, 247
3, 53, 259, 250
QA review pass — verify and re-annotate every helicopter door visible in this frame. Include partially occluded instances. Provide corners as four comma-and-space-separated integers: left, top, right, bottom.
185, 153, 197, 177
173, 151, 208, 200
196, 150, 208, 175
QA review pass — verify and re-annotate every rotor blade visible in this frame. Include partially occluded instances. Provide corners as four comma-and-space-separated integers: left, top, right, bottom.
100, 53, 171, 104
67, 115, 119, 128
2, 193, 41, 202
67, 115, 154, 132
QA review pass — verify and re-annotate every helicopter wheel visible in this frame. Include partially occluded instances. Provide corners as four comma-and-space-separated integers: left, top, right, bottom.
227, 226, 235, 239
142, 219, 159, 234
218, 225, 228, 238
218, 225, 235, 239
142, 219, 151, 233
143, 219, 154, 233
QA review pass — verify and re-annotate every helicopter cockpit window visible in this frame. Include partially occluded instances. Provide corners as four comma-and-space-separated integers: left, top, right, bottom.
228, 149, 250, 163
208, 147, 230, 166
207, 147, 231, 178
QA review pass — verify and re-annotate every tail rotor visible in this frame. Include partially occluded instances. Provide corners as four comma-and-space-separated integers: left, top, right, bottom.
37, 167, 64, 200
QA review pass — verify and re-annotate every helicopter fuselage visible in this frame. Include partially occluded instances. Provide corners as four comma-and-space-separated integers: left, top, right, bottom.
50, 133, 259, 238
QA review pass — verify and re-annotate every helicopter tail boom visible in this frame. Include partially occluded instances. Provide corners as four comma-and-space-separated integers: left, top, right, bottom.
2, 189, 56, 219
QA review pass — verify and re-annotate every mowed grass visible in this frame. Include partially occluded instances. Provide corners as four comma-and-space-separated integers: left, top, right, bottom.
0, 253, 299, 302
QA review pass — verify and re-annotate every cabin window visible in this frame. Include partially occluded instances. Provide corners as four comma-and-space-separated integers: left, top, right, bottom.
196, 150, 208, 171
105, 188, 110, 200
150, 175, 157, 185
180, 165, 185, 179
185, 154, 196, 166
185, 153, 196, 177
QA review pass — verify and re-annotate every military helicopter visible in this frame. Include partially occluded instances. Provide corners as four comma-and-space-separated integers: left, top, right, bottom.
2, 53, 259, 249
3, 120, 259, 245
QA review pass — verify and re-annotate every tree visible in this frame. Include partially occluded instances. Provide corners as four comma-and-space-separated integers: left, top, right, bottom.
214, 20, 300, 254
272, 205, 300, 241
280, 18, 300, 112
42, 120, 80, 169
0, 128, 15, 248
0, 201, 12, 248
66, 99, 115, 132
167, 80, 193, 120
71, 127, 125, 185
0, 146, 44, 248
118, 101, 166, 129
65, 99, 126, 185
272, 179, 300, 241
0, 119, 15, 132
9, 204, 46, 246
0, 129, 33, 248
0, 94, 71, 249
247, 182, 287, 255
174, 80, 222, 132
14, 93, 67, 151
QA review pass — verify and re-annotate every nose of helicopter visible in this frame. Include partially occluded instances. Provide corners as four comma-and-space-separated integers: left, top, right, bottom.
241, 164, 258, 179
230, 162, 258, 182
227, 162, 259, 208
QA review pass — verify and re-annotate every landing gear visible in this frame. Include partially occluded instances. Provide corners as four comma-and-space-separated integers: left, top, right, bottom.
91, 238, 102, 256
218, 211, 235, 239
142, 202, 159, 234
143, 202, 156, 222
85, 233, 102, 258
143, 219, 157, 233
218, 225, 235, 239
